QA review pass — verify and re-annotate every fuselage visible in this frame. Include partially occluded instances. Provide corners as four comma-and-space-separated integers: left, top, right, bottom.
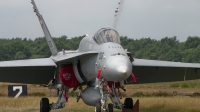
51, 27, 132, 84
77, 27, 132, 82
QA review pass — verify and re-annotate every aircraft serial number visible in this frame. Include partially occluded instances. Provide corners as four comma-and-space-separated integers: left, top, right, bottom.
99, 52, 104, 60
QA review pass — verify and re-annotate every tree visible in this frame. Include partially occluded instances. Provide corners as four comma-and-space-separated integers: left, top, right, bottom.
15, 51, 26, 60
185, 36, 200, 49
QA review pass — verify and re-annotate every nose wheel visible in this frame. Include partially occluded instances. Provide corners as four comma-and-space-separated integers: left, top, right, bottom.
108, 103, 113, 112
95, 103, 101, 112
95, 103, 114, 112
40, 98, 50, 112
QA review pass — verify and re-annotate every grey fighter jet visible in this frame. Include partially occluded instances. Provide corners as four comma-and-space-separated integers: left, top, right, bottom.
1, 0, 200, 112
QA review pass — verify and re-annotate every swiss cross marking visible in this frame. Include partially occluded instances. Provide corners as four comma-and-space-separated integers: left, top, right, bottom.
63, 73, 71, 80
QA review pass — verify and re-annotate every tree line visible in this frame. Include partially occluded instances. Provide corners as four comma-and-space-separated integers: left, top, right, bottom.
0, 35, 84, 61
0, 35, 200, 63
121, 36, 200, 63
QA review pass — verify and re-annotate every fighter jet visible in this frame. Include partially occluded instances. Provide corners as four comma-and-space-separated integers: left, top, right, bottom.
1, 0, 200, 112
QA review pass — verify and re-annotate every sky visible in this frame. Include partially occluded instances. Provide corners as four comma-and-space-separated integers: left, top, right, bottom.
0, 0, 200, 42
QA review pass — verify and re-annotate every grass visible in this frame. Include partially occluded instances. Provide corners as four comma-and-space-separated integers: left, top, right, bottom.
170, 83, 180, 88
138, 97, 200, 112
1, 81, 200, 111
170, 82, 200, 88
28, 92, 46, 97
181, 83, 189, 88
132, 91, 171, 97
151, 91, 170, 97
0, 97, 200, 112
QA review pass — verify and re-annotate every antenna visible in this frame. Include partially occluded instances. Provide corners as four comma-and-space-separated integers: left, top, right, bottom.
113, 0, 125, 30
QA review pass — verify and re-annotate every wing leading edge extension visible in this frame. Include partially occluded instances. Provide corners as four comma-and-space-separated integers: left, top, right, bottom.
52, 51, 98, 63
127, 59, 200, 84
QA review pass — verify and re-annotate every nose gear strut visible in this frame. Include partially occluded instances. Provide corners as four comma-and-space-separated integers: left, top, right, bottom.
95, 69, 125, 111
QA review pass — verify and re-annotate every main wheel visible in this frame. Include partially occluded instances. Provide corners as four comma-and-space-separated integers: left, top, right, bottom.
108, 103, 113, 112
124, 98, 133, 109
95, 103, 101, 112
40, 98, 50, 112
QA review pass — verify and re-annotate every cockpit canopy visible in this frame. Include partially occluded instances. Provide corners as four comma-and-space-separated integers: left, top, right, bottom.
94, 27, 120, 44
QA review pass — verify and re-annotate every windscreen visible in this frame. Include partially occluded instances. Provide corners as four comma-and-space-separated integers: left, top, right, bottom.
94, 28, 120, 44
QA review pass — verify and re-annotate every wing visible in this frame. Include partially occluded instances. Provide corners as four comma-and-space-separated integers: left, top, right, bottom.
127, 59, 200, 84
0, 58, 56, 84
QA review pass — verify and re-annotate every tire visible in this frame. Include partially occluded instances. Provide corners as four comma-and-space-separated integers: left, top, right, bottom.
95, 103, 101, 112
108, 103, 113, 112
40, 98, 50, 112
124, 98, 133, 109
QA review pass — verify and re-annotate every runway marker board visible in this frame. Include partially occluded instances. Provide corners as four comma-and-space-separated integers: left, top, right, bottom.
8, 85, 27, 98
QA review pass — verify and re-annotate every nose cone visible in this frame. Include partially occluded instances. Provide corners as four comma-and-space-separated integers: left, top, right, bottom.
118, 66, 128, 74
104, 55, 132, 81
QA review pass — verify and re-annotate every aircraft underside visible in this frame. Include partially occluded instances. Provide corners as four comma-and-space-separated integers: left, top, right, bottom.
44, 73, 135, 112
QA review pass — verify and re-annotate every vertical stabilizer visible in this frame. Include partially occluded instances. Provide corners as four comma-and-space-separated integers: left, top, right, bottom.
31, 0, 58, 56
113, 0, 125, 30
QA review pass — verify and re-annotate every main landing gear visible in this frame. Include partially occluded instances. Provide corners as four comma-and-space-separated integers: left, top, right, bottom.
40, 88, 66, 112
124, 98, 133, 109
122, 98, 139, 112
39, 83, 67, 112
40, 98, 50, 112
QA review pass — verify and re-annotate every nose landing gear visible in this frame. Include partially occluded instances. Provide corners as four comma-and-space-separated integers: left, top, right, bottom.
95, 103, 114, 112
108, 103, 114, 112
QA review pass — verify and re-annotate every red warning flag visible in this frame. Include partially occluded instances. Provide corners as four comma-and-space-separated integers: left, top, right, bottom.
131, 72, 137, 82
97, 69, 102, 79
